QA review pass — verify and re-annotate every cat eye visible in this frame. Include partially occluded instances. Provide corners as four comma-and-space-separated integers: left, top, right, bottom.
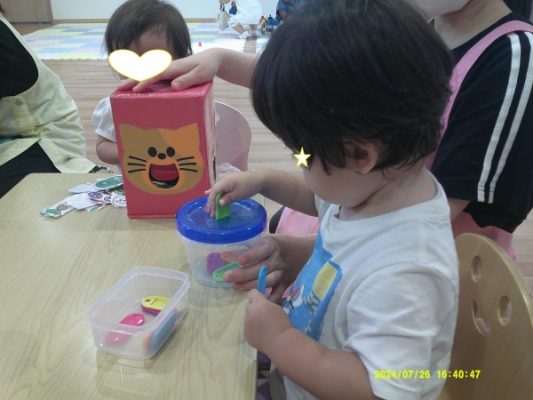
148, 147, 157, 157
166, 147, 176, 157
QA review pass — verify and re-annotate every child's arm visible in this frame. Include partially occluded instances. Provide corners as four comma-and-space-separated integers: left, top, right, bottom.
95, 136, 119, 165
206, 169, 317, 217
245, 291, 378, 400
120, 48, 258, 92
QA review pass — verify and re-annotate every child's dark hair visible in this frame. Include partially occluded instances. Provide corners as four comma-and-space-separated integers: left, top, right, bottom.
252, 0, 453, 172
504, 0, 532, 17
105, 0, 192, 59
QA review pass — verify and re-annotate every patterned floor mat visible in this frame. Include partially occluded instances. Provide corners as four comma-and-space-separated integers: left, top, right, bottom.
23, 22, 247, 60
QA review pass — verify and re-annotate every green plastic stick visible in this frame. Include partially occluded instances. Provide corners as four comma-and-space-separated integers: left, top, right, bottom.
215, 192, 230, 220
212, 261, 241, 282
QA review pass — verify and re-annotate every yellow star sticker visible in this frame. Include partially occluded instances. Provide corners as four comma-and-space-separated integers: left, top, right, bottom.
294, 147, 311, 168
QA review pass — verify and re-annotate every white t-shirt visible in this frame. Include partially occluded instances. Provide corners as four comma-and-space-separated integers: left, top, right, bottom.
230, 0, 262, 25
92, 97, 115, 142
277, 178, 459, 400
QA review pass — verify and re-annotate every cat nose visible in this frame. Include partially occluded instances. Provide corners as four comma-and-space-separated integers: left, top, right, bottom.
158, 153, 167, 160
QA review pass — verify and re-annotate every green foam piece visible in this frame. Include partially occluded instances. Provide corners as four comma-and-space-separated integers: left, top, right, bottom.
215, 192, 230, 220
212, 261, 241, 282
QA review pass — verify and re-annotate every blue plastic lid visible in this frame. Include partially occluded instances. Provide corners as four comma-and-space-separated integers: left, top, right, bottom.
176, 196, 266, 244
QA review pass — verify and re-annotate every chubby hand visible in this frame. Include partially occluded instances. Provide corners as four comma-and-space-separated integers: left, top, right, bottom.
224, 235, 293, 302
205, 170, 264, 216
117, 48, 223, 92
244, 289, 291, 353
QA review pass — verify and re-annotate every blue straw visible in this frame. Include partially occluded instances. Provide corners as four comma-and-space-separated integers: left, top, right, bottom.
257, 265, 267, 295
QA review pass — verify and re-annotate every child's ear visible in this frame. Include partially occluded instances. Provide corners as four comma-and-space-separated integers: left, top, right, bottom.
345, 141, 379, 174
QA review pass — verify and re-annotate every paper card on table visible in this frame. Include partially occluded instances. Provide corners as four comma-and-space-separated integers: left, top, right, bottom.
110, 192, 127, 208
94, 175, 123, 191
39, 197, 75, 218
68, 183, 98, 193
88, 191, 112, 205
86, 204, 106, 212
69, 193, 98, 210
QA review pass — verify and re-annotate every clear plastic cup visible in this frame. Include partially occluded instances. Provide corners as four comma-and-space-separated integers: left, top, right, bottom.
177, 196, 266, 287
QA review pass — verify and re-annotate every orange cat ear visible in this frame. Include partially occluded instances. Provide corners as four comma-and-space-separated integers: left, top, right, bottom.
160, 124, 200, 148
119, 124, 146, 139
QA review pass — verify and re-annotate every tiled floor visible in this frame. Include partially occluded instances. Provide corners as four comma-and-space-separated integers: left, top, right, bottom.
22, 22, 250, 60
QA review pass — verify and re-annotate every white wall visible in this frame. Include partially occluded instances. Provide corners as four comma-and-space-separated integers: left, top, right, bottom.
51, 0, 278, 20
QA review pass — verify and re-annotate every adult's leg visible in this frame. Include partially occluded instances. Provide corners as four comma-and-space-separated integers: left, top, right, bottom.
249, 24, 259, 36
0, 143, 59, 198
233, 23, 246, 34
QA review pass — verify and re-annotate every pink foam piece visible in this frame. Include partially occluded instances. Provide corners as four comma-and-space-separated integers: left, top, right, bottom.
106, 312, 145, 345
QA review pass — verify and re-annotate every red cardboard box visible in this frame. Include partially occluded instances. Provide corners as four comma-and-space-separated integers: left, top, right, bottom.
111, 82, 215, 218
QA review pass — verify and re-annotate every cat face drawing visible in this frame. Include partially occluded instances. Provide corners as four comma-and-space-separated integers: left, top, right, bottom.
120, 123, 204, 194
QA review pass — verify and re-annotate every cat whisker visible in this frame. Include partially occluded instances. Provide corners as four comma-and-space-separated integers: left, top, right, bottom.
127, 162, 146, 167
179, 168, 198, 173
178, 162, 197, 167
127, 169, 146, 174
176, 156, 195, 162
129, 155, 148, 162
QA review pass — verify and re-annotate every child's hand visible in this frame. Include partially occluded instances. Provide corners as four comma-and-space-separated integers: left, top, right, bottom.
244, 289, 291, 353
118, 48, 224, 92
205, 170, 264, 216
224, 236, 295, 302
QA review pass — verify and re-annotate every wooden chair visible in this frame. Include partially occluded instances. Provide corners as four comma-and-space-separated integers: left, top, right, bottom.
439, 233, 533, 400
215, 101, 252, 172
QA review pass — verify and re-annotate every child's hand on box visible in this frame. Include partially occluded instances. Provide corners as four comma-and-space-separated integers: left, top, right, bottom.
244, 289, 291, 353
205, 170, 264, 216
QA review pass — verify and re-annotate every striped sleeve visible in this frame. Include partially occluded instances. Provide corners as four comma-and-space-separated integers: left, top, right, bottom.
432, 30, 533, 231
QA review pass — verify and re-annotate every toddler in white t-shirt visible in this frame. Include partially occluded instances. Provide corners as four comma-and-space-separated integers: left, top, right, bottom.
92, 0, 192, 165
204, 0, 459, 399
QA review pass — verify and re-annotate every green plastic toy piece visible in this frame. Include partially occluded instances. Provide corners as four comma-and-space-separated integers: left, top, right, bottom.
212, 261, 241, 282
215, 192, 230, 220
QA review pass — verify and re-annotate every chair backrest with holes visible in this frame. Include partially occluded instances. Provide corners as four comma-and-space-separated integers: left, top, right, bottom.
215, 101, 251, 171
438, 233, 533, 400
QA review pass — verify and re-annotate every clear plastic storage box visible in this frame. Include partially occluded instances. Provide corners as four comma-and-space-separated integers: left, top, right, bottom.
87, 267, 189, 359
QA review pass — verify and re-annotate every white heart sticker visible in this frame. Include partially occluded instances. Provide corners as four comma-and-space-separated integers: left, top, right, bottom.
108, 49, 172, 82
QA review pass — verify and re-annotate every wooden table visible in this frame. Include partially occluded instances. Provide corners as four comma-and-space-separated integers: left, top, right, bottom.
0, 174, 256, 400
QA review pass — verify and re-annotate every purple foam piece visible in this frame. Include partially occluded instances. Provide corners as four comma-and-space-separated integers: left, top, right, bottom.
207, 252, 226, 274
141, 304, 161, 315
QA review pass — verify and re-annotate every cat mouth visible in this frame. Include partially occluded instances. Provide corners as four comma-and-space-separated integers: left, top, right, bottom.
149, 163, 179, 188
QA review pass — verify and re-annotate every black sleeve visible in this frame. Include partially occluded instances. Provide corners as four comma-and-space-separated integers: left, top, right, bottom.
432, 31, 533, 231
0, 20, 38, 99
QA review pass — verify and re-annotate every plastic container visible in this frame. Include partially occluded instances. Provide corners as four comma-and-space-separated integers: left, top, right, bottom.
87, 267, 189, 360
177, 196, 266, 287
